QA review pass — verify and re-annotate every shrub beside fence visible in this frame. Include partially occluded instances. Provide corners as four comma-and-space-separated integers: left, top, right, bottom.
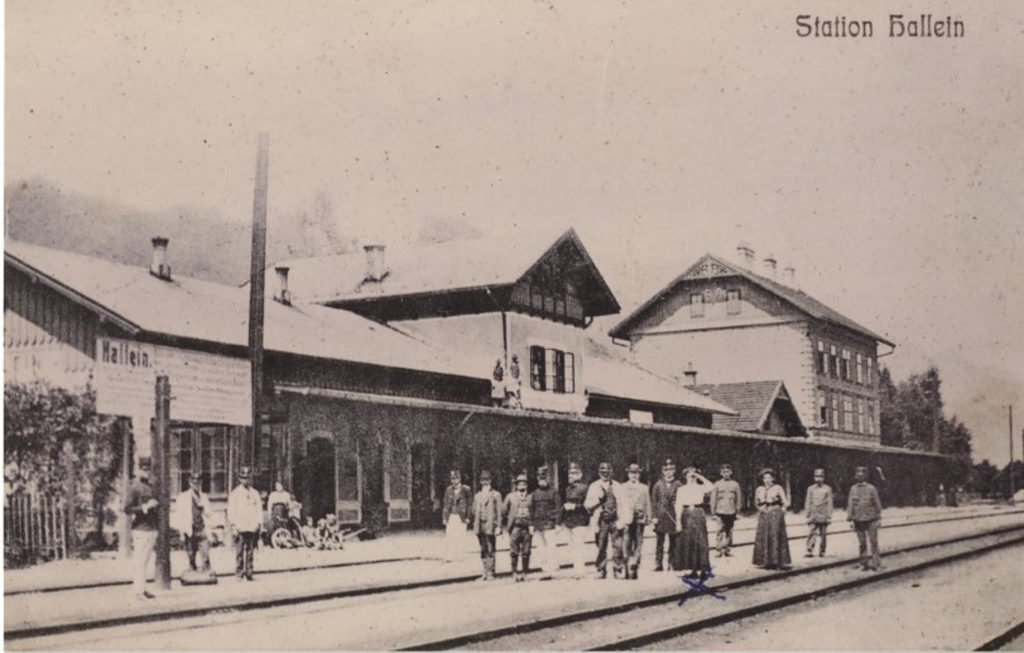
4, 493, 69, 566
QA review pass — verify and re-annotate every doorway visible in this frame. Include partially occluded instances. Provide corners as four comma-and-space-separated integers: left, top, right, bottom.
306, 436, 336, 522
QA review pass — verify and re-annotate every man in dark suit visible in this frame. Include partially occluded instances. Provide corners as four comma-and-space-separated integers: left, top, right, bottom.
847, 466, 883, 571
650, 459, 681, 571
471, 470, 502, 580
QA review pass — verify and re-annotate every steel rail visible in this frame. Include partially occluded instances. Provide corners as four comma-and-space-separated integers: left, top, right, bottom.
8, 506, 1018, 597
975, 620, 1024, 651
401, 524, 1024, 651
6, 514, 1022, 642
591, 534, 1024, 650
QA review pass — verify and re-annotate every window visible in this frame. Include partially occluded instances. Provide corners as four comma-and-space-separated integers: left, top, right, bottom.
530, 345, 575, 394
690, 293, 705, 318
866, 357, 874, 386
841, 349, 851, 381
866, 401, 876, 435
170, 425, 231, 497
856, 353, 864, 384
563, 352, 575, 393
857, 398, 866, 434
831, 395, 839, 429
829, 345, 838, 378
818, 392, 829, 426
816, 341, 826, 374
726, 289, 741, 315
548, 349, 562, 392
530, 346, 546, 391
843, 397, 853, 431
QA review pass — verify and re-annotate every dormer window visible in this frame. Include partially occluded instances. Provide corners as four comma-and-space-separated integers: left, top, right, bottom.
690, 293, 705, 318
726, 289, 741, 315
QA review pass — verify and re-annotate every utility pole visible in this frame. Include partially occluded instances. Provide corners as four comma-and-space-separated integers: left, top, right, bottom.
248, 133, 270, 470
118, 418, 132, 560
152, 376, 172, 590
1010, 405, 1015, 501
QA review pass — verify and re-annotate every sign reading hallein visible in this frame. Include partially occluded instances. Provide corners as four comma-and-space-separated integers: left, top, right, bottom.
94, 337, 252, 426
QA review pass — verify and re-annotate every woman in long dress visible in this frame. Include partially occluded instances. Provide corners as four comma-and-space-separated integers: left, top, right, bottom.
674, 467, 714, 579
752, 468, 792, 570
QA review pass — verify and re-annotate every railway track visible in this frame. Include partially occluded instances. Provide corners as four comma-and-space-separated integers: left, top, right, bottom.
6, 505, 1017, 598
976, 620, 1024, 651
400, 524, 1024, 650
6, 509, 1023, 644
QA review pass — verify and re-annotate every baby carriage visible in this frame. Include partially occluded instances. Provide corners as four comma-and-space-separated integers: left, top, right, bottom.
269, 500, 311, 549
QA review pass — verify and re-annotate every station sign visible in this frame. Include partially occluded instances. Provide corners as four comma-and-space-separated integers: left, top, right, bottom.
94, 337, 252, 426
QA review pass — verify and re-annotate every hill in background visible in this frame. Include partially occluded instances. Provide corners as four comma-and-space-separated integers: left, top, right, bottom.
4, 178, 481, 286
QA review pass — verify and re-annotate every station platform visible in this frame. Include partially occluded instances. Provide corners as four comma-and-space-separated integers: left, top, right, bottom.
5, 503, 1022, 640
1, 503, 1008, 596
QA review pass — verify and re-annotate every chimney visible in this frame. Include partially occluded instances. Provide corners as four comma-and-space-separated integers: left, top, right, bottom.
274, 266, 291, 306
782, 265, 796, 287
683, 362, 698, 387
762, 253, 777, 280
736, 242, 755, 269
150, 237, 171, 280
363, 244, 388, 282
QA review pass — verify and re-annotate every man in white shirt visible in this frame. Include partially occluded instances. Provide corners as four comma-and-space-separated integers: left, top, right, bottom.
228, 467, 263, 581
171, 472, 213, 572
618, 463, 653, 580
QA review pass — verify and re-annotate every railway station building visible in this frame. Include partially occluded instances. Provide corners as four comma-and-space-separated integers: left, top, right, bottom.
4, 231, 950, 534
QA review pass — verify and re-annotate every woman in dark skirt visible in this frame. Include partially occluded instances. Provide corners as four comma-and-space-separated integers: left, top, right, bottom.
674, 467, 714, 579
752, 468, 792, 570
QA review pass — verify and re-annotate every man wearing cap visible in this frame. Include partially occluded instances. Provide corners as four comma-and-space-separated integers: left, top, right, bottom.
529, 465, 560, 579
560, 462, 591, 577
847, 466, 883, 571
584, 462, 625, 579
618, 463, 653, 580
711, 464, 742, 557
804, 468, 834, 558
442, 469, 473, 563
502, 474, 533, 581
171, 472, 213, 572
125, 457, 159, 600
471, 470, 502, 580
651, 459, 682, 571
228, 466, 263, 581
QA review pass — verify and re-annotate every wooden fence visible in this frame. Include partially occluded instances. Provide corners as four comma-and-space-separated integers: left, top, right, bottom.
4, 493, 69, 562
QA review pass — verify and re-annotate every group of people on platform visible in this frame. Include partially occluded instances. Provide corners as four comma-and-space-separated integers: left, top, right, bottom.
124, 456, 883, 600
441, 460, 885, 583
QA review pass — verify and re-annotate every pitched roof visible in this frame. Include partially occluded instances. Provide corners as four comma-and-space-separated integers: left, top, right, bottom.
4, 240, 482, 379
270, 227, 620, 315
609, 253, 895, 346
692, 380, 799, 432
584, 338, 737, 415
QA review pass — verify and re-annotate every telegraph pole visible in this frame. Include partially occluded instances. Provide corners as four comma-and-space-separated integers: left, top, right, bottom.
1009, 405, 1015, 501
248, 133, 269, 469
152, 375, 172, 590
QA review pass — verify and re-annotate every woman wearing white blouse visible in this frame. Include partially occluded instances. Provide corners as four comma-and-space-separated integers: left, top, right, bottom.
674, 467, 713, 579
752, 468, 792, 570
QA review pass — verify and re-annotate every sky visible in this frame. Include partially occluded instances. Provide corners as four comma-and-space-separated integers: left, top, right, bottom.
6, 0, 1024, 464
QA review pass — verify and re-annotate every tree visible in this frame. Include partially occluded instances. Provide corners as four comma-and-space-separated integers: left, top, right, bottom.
4, 381, 121, 550
938, 416, 973, 487
878, 367, 902, 447
896, 367, 943, 452
968, 460, 1000, 497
